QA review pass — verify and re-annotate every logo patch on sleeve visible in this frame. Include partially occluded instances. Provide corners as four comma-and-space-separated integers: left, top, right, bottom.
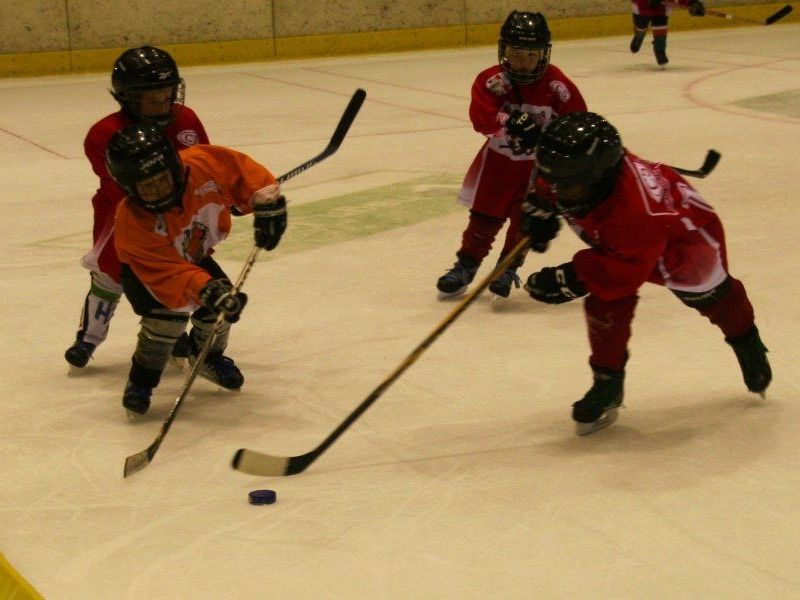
176, 130, 200, 147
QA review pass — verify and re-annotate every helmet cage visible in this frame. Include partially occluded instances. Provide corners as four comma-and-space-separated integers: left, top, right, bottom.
111, 46, 185, 125
106, 126, 186, 214
535, 113, 624, 216
498, 11, 552, 83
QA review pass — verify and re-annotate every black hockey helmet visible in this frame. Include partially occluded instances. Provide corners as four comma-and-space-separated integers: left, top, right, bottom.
110, 46, 185, 125
498, 11, 552, 84
106, 124, 186, 213
535, 112, 624, 216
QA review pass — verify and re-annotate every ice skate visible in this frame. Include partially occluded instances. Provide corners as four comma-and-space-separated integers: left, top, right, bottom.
436, 256, 479, 299
572, 368, 625, 436
654, 49, 668, 67
123, 380, 152, 418
190, 352, 244, 390
630, 31, 645, 53
488, 268, 521, 299
64, 338, 96, 368
727, 326, 771, 397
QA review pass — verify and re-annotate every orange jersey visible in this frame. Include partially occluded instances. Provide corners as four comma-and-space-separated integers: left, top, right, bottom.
115, 144, 277, 311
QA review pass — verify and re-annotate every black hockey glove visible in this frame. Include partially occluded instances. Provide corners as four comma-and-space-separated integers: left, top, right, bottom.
505, 110, 541, 156
688, 0, 705, 16
521, 198, 560, 253
200, 278, 248, 323
525, 262, 587, 304
253, 196, 287, 250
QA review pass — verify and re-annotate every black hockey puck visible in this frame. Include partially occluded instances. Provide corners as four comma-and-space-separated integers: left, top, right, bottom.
248, 489, 277, 505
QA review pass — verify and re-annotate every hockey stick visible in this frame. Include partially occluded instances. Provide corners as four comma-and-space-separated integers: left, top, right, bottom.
670, 149, 720, 179
667, 2, 792, 25
123, 88, 367, 478
231, 236, 532, 477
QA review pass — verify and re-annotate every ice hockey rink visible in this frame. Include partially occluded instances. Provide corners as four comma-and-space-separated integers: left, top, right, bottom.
1, 22, 799, 600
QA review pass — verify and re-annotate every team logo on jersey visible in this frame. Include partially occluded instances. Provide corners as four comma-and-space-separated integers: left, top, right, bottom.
549, 81, 571, 103
486, 72, 511, 96
633, 159, 674, 211
182, 221, 209, 263
176, 129, 200, 147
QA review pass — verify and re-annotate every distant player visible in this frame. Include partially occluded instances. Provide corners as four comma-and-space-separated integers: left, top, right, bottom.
65, 46, 209, 368
630, 0, 706, 66
522, 112, 771, 434
107, 125, 287, 416
435, 11, 587, 300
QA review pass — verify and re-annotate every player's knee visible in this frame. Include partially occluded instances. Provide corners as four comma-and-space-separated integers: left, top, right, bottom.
134, 314, 189, 370
672, 276, 731, 309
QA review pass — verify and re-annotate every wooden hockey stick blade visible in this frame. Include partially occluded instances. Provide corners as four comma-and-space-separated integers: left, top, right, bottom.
231, 237, 532, 477
671, 149, 721, 178
766, 4, 792, 25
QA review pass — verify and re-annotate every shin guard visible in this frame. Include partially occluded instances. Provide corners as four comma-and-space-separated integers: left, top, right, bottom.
584, 294, 638, 372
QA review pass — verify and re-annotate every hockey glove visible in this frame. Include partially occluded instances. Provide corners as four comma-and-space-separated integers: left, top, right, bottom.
200, 279, 248, 323
688, 0, 705, 16
254, 196, 287, 250
521, 198, 560, 253
505, 110, 541, 156
525, 262, 587, 304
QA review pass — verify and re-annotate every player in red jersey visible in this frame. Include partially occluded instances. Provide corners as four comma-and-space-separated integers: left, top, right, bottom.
522, 112, 771, 435
630, 0, 705, 66
64, 46, 209, 368
107, 125, 287, 415
436, 11, 587, 300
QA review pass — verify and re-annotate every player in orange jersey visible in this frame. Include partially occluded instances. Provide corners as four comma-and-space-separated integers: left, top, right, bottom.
107, 125, 287, 415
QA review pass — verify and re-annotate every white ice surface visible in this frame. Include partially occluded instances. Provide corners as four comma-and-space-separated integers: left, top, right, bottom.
1, 25, 799, 600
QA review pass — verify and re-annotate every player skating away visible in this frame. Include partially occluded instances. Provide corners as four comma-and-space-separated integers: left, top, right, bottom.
436, 11, 587, 300
521, 112, 771, 435
65, 46, 209, 368
630, 0, 706, 66
107, 125, 287, 416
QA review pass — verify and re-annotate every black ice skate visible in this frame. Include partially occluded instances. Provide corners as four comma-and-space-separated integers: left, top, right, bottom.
655, 49, 669, 67
488, 268, 521, 299
572, 367, 625, 436
64, 338, 96, 368
190, 352, 244, 390
437, 255, 479, 299
630, 31, 645, 53
726, 326, 771, 397
123, 380, 152, 416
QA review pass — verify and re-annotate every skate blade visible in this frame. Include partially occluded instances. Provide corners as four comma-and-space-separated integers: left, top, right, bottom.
126, 409, 146, 422
169, 355, 188, 370
575, 407, 619, 436
437, 286, 467, 300
489, 293, 511, 309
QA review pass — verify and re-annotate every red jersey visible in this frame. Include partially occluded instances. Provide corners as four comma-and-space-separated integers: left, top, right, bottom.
115, 145, 277, 312
632, 0, 694, 17
469, 64, 587, 162
458, 64, 587, 217
566, 151, 728, 301
85, 105, 209, 213
81, 105, 209, 284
